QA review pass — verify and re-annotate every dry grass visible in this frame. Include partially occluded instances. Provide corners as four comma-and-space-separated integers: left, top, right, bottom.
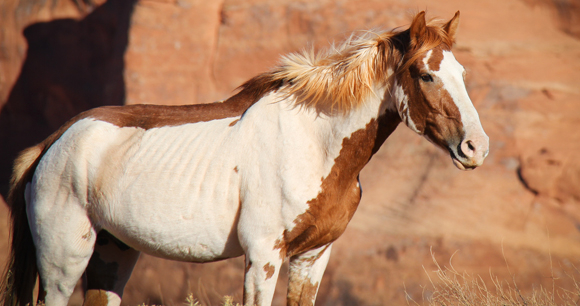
140, 248, 580, 306
137, 293, 240, 306
407, 250, 580, 306
182, 294, 240, 306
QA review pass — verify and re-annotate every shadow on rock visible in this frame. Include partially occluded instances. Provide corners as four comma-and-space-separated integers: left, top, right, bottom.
0, 0, 137, 200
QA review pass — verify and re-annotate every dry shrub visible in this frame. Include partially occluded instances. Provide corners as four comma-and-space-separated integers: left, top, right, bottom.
408, 249, 580, 306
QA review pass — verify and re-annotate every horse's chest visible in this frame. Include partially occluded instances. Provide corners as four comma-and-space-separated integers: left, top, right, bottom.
277, 178, 362, 258
275, 119, 379, 258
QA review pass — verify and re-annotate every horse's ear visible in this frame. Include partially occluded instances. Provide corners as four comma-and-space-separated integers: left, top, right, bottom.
410, 11, 427, 45
444, 11, 460, 43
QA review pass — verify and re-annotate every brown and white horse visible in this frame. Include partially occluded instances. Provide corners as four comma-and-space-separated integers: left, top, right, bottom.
0, 11, 488, 306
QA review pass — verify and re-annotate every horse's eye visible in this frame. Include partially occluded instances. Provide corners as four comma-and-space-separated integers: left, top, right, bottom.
420, 74, 433, 82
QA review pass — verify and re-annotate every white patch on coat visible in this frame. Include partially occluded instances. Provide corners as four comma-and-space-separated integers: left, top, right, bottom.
392, 82, 420, 134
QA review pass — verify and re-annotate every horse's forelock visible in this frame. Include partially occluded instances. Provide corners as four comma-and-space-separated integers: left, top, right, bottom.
397, 23, 454, 75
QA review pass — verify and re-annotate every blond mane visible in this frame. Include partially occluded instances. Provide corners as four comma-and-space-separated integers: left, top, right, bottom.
240, 17, 455, 114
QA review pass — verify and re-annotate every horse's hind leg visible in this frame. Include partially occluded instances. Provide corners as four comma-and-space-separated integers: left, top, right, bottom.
83, 231, 140, 306
32, 200, 97, 306
286, 244, 333, 306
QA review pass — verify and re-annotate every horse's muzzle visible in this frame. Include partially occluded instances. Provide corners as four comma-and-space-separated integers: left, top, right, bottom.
451, 133, 490, 171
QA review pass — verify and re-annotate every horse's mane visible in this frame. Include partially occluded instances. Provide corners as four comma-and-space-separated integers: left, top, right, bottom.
238, 18, 455, 114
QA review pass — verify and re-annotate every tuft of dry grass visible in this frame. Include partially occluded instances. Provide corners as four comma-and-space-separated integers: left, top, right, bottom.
180, 293, 241, 306
406, 250, 580, 306
135, 292, 241, 306
220, 296, 242, 306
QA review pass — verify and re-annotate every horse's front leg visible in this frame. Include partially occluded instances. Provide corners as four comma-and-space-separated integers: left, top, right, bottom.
243, 245, 284, 306
287, 244, 333, 306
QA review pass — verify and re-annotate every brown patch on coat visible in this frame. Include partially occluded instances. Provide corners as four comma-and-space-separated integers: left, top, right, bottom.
82, 289, 108, 306
287, 278, 319, 306
423, 88, 463, 149
372, 110, 403, 155
84, 75, 283, 130
426, 47, 444, 71
19, 76, 283, 167
286, 245, 330, 305
81, 90, 253, 130
274, 111, 401, 259
229, 119, 240, 126
263, 263, 275, 280
234, 166, 239, 173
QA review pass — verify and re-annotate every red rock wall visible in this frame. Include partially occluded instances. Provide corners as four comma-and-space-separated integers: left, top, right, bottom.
1, 0, 580, 305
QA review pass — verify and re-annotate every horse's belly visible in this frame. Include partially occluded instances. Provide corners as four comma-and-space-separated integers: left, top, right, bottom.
100, 168, 244, 261
108, 206, 244, 262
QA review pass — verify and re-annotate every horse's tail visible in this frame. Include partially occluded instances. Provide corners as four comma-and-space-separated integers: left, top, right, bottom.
0, 144, 46, 306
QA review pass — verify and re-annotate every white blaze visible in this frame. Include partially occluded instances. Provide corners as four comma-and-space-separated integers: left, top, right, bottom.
431, 51, 485, 136
424, 49, 489, 165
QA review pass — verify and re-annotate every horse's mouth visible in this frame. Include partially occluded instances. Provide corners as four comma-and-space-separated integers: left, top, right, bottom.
451, 157, 476, 171
450, 151, 478, 171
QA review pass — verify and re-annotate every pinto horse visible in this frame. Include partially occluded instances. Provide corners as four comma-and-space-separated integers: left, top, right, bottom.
0, 11, 488, 306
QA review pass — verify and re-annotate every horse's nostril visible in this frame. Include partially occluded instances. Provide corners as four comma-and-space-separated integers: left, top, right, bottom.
459, 139, 477, 158
466, 140, 475, 152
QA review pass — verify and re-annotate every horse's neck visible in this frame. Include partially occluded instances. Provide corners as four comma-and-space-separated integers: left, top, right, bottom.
318, 84, 402, 171
324, 84, 398, 137
260, 85, 399, 169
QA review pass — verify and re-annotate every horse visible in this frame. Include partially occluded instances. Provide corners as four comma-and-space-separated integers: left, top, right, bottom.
0, 11, 488, 306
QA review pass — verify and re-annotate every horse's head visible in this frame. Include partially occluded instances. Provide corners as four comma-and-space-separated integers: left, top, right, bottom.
392, 11, 489, 170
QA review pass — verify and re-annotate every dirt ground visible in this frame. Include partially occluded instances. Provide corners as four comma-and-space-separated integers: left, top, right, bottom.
1, 0, 579, 305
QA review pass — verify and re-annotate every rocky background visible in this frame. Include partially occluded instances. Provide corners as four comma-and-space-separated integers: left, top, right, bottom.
1, 0, 580, 305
